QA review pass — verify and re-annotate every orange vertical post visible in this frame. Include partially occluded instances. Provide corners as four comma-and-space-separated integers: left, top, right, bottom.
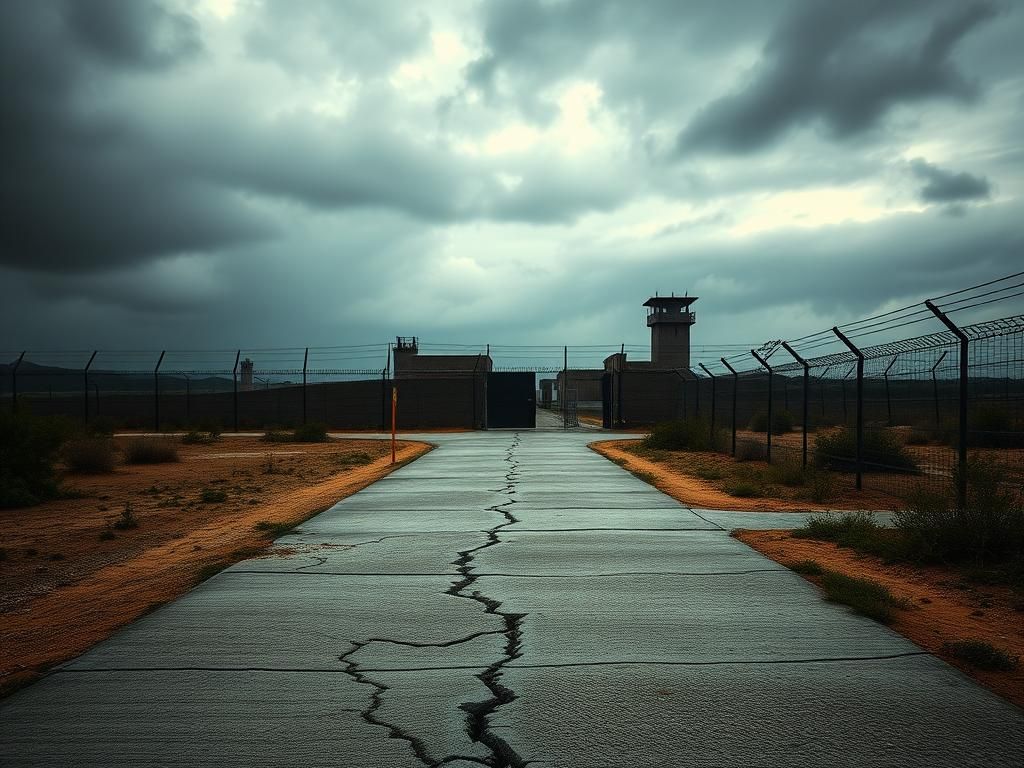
391, 386, 397, 464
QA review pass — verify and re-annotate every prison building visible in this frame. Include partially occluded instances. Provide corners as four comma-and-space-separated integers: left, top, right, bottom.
392, 337, 492, 379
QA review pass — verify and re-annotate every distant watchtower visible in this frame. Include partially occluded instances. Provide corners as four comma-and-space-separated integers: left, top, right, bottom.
644, 294, 697, 370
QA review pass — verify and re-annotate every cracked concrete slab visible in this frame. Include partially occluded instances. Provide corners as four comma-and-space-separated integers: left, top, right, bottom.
473, 530, 780, 575
234, 531, 489, 574
2, 430, 1021, 767
492, 659, 1024, 767
0, 670, 424, 768
63, 573, 502, 670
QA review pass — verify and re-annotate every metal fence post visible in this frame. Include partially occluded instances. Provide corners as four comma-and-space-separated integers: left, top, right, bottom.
930, 350, 948, 429
563, 345, 568, 430
232, 350, 240, 432
750, 349, 773, 463
926, 300, 969, 508
698, 363, 716, 443
832, 328, 864, 490
184, 375, 191, 423
720, 358, 738, 456
302, 347, 309, 425
11, 351, 25, 413
781, 342, 809, 468
153, 350, 165, 433
883, 355, 899, 426
83, 350, 97, 424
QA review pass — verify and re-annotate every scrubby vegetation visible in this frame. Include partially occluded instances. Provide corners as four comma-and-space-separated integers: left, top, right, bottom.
969, 404, 1024, 449
63, 437, 117, 474
0, 412, 71, 508
819, 571, 905, 623
814, 427, 918, 473
182, 429, 220, 445
943, 640, 1020, 671
122, 437, 179, 465
748, 409, 795, 435
641, 419, 718, 452
200, 488, 228, 504
734, 440, 766, 462
262, 423, 329, 443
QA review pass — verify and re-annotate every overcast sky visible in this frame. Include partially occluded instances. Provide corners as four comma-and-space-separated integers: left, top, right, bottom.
3, 0, 1023, 360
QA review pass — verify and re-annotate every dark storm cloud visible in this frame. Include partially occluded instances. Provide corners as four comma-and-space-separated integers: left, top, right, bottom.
62, 0, 203, 70
0, 2, 269, 273
909, 158, 991, 202
678, 0, 997, 154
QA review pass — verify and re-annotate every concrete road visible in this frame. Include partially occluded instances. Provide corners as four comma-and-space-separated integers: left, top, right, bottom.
2, 431, 1022, 767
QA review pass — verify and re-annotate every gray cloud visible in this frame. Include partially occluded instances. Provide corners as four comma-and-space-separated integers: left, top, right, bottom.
61, 0, 203, 70
910, 158, 991, 202
677, 0, 997, 155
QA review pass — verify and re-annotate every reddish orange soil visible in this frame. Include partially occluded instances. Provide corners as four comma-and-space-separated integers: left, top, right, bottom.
736, 530, 1024, 708
591, 439, 902, 511
0, 436, 431, 695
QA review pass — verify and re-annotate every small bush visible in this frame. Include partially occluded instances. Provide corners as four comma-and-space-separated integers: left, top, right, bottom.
734, 440, 767, 462
792, 511, 892, 556
814, 427, 917, 473
335, 450, 376, 467
122, 437, 179, 464
894, 456, 1023, 564
790, 559, 824, 575
805, 468, 838, 503
254, 520, 294, 538
943, 640, 1019, 671
820, 571, 901, 623
0, 412, 72, 508
749, 409, 794, 435
98, 528, 116, 541
767, 459, 806, 487
725, 480, 761, 498
112, 502, 139, 530
642, 419, 715, 452
261, 430, 291, 443
200, 488, 227, 504
182, 430, 219, 445
63, 437, 117, 474
292, 423, 328, 443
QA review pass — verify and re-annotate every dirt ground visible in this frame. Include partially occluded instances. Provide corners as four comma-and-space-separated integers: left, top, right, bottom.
591, 439, 904, 511
0, 436, 431, 695
737, 530, 1024, 708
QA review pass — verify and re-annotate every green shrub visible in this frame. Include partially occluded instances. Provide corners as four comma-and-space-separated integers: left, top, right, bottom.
182, 430, 219, 445
725, 480, 761, 498
254, 520, 294, 538
790, 559, 824, 575
814, 427, 917, 473
749, 409, 795, 435
200, 488, 228, 503
894, 456, 1023, 565
819, 571, 901, 623
112, 502, 139, 530
805, 468, 838, 503
122, 437, 179, 464
63, 437, 117, 474
335, 450, 376, 467
734, 439, 766, 462
767, 459, 806, 487
943, 640, 1019, 671
261, 430, 291, 443
292, 422, 328, 443
642, 419, 715, 452
0, 412, 71, 508
792, 511, 892, 556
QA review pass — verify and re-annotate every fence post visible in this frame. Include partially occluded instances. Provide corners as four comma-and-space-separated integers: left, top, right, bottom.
232, 350, 240, 432
750, 349, 773, 463
617, 343, 624, 427
562, 346, 568, 430
832, 328, 864, 491
302, 347, 309, 425
781, 342, 809, 468
720, 358, 738, 456
184, 375, 191, 423
930, 351, 948, 429
819, 364, 831, 417
381, 369, 388, 431
472, 353, 482, 429
153, 350, 165, 433
83, 350, 97, 424
925, 300, 969, 508
698, 363, 716, 445
841, 363, 856, 423
11, 351, 25, 413
883, 355, 899, 426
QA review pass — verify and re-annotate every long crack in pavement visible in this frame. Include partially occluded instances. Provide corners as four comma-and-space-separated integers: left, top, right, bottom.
340, 433, 526, 768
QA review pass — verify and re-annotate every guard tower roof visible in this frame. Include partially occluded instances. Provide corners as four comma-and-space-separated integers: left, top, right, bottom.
643, 295, 698, 307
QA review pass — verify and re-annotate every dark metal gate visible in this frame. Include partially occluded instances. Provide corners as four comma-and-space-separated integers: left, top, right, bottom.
601, 373, 613, 429
487, 372, 536, 428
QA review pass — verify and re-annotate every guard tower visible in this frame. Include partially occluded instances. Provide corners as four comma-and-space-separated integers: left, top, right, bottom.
644, 294, 697, 369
